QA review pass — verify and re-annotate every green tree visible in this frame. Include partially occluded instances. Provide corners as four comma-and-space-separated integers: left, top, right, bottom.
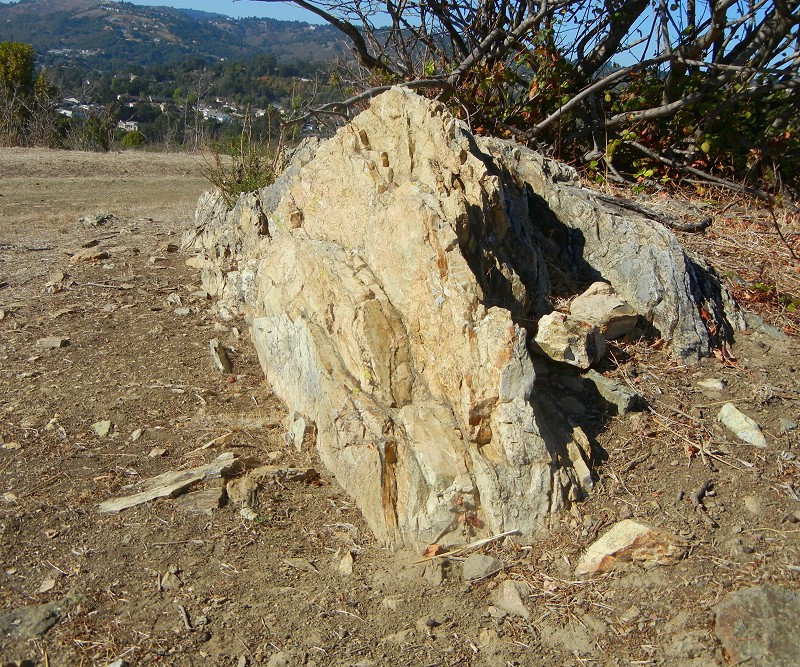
0, 41, 60, 146
121, 129, 146, 148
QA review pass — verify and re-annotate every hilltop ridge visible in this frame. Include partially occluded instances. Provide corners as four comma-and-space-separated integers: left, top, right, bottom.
0, 0, 346, 67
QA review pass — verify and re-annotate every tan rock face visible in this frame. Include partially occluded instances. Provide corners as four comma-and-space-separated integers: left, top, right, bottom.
186, 88, 740, 547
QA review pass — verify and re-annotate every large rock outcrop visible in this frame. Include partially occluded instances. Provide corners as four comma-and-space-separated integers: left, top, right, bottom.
186, 88, 740, 547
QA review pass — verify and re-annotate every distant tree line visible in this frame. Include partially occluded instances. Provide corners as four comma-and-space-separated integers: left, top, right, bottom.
0, 40, 336, 150
48, 53, 332, 110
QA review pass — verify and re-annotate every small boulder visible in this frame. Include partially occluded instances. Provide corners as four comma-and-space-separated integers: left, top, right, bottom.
533, 312, 606, 368
569, 282, 639, 339
0, 600, 61, 639
715, 584, 800, 666
575, 519, 687, 576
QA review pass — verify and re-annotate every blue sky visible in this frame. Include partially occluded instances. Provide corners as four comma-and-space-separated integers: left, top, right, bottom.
0, 0, 326, 22
122, 0, 324, 22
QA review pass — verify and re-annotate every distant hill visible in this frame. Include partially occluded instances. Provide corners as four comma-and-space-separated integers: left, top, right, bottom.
0, 0, 347, 68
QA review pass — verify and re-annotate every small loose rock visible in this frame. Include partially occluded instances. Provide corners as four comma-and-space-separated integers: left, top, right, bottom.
462, 553, 505, 581
37, 336, 70, 349
492, 580, 529, 619
718, 403, 767, 448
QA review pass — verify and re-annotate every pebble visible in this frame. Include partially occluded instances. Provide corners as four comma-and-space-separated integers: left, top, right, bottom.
478, 628, 499, 646
461, 553, 504, 581
492, 580, 529, 619
423, 559, 446, 586
415, 616, 441, 633
36, 336, 70, 349
92, 420, 112, 437
486, 605, 508, 619
160, 572, 182, 590
165, 292, 182, 307
743, 495, 762, 514
698, 378, 726, 391
620, 606, 641, 623
779, 418, 797, 433
718, 403, 768, 448
174, 307, 191, 317
381, 596, 401, 611
338, 550, 354, 576
382, 629, 415, 644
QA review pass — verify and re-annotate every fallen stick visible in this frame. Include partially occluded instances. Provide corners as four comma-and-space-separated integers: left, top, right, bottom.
593, 192, 712, 232
177, 604, 192, 630
84, 282, 131, 290
413, 529, 521, 564
691, 479, 718, 528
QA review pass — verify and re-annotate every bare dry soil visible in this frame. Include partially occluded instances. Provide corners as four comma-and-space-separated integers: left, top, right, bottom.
1, 148, 799, 667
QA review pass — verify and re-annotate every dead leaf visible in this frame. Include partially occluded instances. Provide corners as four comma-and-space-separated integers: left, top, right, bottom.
422, 544, 446, 558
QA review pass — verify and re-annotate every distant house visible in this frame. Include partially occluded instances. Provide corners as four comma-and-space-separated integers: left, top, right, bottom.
201, 109, 233, 124
117, 120, 139, 132
57, 108, 87, 119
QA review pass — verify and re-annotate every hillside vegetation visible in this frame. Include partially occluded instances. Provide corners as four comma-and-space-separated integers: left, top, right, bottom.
0, 0, 345, 67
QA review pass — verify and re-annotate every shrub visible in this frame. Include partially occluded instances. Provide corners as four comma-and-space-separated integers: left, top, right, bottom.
121, 129, 146, 148
203, 114, 283, 208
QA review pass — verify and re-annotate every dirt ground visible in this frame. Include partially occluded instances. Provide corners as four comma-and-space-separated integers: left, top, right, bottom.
1, 147, 799, 667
